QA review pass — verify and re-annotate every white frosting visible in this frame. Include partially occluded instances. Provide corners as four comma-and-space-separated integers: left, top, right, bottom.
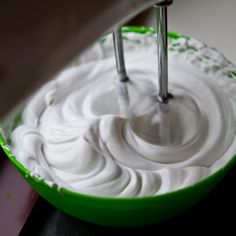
11, 32, 236, 197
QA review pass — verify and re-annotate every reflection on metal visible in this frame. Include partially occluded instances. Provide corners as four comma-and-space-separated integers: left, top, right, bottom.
113, 27, 129, 82
154, 0, 173, 103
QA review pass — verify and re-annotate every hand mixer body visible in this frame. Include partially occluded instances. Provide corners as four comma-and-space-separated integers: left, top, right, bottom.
0, 0, 165, 119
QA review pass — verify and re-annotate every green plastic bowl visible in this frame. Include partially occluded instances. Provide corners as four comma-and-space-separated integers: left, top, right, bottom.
1, 26, 236, 227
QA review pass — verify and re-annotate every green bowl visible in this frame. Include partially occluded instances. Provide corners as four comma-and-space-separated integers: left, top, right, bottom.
1, 26, 236, 227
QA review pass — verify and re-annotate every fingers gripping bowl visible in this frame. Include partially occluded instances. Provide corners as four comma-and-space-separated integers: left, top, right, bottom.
1, 27, 236, 227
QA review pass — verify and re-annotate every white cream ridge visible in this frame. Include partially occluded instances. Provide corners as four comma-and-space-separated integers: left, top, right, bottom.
11, 32, 236, 197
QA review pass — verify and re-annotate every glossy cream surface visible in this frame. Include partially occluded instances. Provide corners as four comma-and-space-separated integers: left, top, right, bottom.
11, 32, 236, 197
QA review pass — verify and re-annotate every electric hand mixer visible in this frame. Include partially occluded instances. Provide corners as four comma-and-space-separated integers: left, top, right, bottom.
1, 0, 236, 227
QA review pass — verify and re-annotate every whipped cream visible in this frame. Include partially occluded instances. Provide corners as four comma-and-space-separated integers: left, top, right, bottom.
11, 31, 236, 197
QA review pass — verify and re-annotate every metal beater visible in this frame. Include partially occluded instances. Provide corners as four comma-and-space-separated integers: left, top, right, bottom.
113, 0, 173, 105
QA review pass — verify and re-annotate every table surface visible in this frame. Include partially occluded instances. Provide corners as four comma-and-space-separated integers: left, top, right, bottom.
0, 149, 38, 236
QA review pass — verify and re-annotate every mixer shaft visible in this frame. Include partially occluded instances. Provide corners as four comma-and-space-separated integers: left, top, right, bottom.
155, 0, 172, 103
113, 27, 129, 83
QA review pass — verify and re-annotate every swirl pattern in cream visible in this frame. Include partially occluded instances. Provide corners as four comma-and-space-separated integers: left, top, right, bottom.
11, 32, 236, 197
